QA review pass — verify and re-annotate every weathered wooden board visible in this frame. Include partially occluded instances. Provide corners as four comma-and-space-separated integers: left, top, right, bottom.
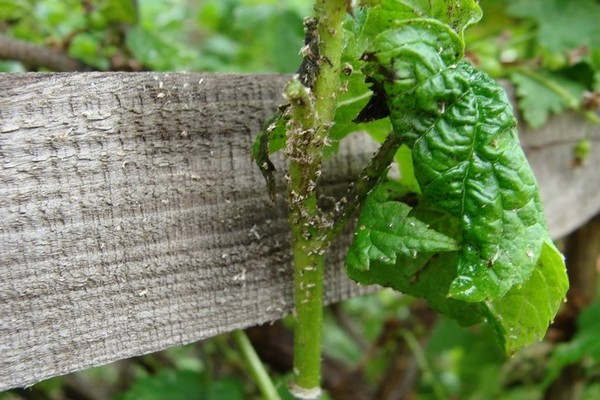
0, 72, 598, 390
520, 112, 600, 239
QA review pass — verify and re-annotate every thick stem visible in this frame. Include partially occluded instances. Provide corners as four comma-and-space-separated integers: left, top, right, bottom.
312, 0, 347, 128
290, 133, 402, 397
290, 236, 326, 398
286, 1, 347, 397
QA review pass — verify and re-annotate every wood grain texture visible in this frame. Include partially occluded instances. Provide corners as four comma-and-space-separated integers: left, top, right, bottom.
0, 72, 379, 390
519, 113, 600, 238
0, 72, 598, 390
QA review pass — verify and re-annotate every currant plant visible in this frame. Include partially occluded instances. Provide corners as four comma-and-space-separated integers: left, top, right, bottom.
254, 1, 568, 398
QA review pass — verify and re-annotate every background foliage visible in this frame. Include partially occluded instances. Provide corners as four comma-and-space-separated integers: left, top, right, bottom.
1, 0, 599, 399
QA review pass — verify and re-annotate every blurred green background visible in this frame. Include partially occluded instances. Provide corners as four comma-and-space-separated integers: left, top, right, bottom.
1, 1, 599, 399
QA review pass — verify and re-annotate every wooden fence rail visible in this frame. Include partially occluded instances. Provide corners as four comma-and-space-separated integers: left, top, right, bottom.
1, 72, 599, 390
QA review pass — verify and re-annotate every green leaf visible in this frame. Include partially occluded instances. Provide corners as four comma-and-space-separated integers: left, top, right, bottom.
118, 369, 244, 400
347, 192, 483, 326
126, 25, 195, 71
320, 27, 393, 154
483, 242, 568, 354
346, 183, 459, 271
207, 378, 246, 400
425, 318, 506, 398
357, 0, 481, 43
394, 144, 421, 194
506, 0, 600, 54
511, 70, 586, 129
98, 0, 137, 25
329, 71, 392, 143
68, 33, 109, 70
349, 253, 485, 326
0, 0, 32, 20
573, 139, 592, 164
233, 6, 304, 72
364, 20, 562, 303
400, 0, 482, 33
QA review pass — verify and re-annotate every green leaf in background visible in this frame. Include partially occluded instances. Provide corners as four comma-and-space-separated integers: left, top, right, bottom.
593, 50, 600, 91
0, 0, 32, 20
68, 33, 110, 70
426, 318, 506, 398
346, 183, 459, 271
116, 369, 244, 400
364, 20, 564, 304
357, 0, 481, 43
97, 0, 137, 25
511, 69, 586, 129
232, 5, 304, 72
543, 300, 600, 387
506, 0, 600, 54
8, 0, 85, 40
126, 25, 195, 71
207, 378, 246, 400
483, 241, 568, 354
85, 0, 137, 29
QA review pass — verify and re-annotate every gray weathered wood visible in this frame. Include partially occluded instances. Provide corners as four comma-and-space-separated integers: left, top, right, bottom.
520, 113, 600, 239
0, 72, 377, 390
0, 72, 598, 390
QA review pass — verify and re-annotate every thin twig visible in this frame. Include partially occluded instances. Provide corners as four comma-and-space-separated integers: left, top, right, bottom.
0, 35, 93, 71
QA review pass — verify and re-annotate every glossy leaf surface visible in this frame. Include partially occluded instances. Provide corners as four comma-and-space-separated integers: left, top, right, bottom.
348, 16, 568, 352
363, 20, 562, 302
482, 242, 568, 354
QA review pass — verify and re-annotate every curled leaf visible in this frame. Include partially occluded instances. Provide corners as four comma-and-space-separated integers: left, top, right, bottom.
364, 20, 564, 303
252, 106, 288, 200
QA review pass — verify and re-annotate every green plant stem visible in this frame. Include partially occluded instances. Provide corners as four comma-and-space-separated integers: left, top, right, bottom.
289, 132, 404, 396
291, 235, 326, 397
324, 131, 404, 246
232, 330, 281, 400
286, 0, 347, 397
313, 0, 347, 126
